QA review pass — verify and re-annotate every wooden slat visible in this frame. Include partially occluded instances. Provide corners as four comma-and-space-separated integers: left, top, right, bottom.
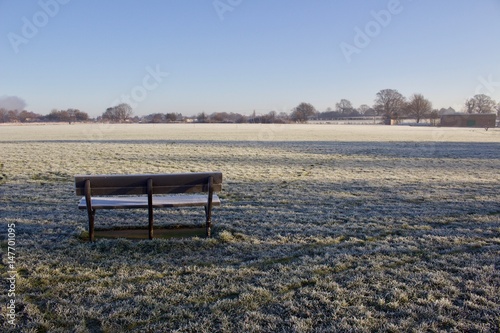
78, 194, 221, 210
75, 172, 222, 195
76, 184, 223, 196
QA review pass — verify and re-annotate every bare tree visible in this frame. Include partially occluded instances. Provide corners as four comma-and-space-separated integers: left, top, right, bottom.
0, 108, 8, 122
18, 110, 42, 123
74, 110, 89, 122
406, 94, 432, 123
268, 110, 277, 123
150, 113, 165, 123
277, 112, 290, 122
358, 104, 370, 115
291, 102, 316, 123
464, 99, 475, 114
102, 103, 133, 122
335, 99, 355, 116
465, 94, 496, 114
373, 89, 406, 122
115, 103, 133, 121
197, 112, 208, 123
429, 109, 439, 126
165, 113, 179, 122
475, 94, 496, 113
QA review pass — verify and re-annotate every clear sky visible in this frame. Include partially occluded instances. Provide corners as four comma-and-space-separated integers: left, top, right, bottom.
1, 0, 499, 117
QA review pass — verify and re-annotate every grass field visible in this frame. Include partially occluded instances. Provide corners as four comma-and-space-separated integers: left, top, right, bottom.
1, 123, 499, 332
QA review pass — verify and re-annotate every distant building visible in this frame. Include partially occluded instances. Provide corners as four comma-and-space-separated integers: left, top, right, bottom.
440, 113, 496, 128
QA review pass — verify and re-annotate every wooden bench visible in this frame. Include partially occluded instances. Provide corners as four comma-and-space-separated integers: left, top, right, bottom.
75, 172, 222, 241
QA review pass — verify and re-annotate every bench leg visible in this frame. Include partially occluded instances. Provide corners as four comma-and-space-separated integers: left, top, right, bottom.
88, 208, 96, 242
147, 178, 154, 240
148, 206, 153, 240
205, 206, 212, 238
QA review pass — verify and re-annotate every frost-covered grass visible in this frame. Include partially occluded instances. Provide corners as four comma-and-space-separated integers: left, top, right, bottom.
1, 124, 499, 332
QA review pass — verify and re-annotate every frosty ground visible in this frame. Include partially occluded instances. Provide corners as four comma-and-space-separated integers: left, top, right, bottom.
0, 124, 499, 332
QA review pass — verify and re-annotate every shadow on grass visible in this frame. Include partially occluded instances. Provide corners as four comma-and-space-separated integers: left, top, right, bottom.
81, 225, 207, 241
3, 140, 500, 160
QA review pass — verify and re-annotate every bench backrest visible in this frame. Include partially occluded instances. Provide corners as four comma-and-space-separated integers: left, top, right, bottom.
75, 172, 222, 196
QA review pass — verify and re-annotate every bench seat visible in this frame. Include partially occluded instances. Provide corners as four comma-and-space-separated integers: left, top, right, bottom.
75, 172, 222, 241
78, 194, 221, 210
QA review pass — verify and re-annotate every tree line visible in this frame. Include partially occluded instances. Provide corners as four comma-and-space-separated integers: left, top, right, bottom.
0, 108, 89, 123
285, 90, 499, 124
1, 89, 499, 124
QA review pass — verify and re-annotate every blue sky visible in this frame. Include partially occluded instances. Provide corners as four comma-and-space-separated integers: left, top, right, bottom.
1, 0, 499, 117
